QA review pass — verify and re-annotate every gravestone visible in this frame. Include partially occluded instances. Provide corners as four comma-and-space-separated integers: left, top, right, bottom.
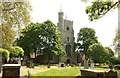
90, 60, 94, 69
58, 62, 61, 68
84, 59, 89, 69
79, 63, 81, 67
105, 69, 118, 78
2, 64, 21, 78
80, 69, 104, 77
80, 69, 118, 78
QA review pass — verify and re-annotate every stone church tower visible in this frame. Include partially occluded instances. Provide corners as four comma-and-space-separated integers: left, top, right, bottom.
57, 10, 75, 63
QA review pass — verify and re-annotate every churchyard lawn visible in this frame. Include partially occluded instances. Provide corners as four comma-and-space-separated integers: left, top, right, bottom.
29, 65, 120, 78
0, 65, 120, 78
30, 66, 80, 78
31, 66, 81, 77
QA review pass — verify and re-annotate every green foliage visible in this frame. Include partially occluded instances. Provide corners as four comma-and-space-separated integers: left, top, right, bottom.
87, 43, 115, 63
77, 27, 98, 54
17, 20, 65, 58
1, 1, 32, 27
84, 1, 119, 21
87, 43, 105, 63
0, 0, 32, 49
109, 57, 120, 65
105, 47, 114, 56
1, 25, 16, 49
9, 46, 24, 58
103, 47, 115, 63
0, 48, 9, 59
31, 67, 80, 76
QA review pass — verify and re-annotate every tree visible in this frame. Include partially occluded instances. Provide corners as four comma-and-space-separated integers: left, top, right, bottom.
104, 47, 115, 64
0, 0, 32, 49
87, 43, 106, 63
17, 23, 40, 57
81, 0, 119, 21
1, 25, 16, 49
77, 27, 98, 55
0, 48, 9, 59
87, 43, 115, 64
17, 20, 65, 61
105, 47, 114, 56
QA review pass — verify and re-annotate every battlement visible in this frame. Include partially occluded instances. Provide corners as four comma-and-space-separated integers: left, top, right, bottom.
64, 19, 73, 25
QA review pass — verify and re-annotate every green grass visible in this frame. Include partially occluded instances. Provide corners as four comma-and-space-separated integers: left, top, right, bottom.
28, 66, 120, 78
30, 66, 81, 78
117, 70, 120, 77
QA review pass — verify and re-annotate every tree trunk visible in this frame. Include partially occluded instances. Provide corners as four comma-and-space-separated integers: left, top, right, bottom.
58, 55, 60, 63
48, 53, 50, 63
34, 44, 37, 58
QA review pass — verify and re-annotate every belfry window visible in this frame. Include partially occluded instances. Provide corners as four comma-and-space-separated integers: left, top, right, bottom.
67, 37, 69, 41
67, 27, 69, 30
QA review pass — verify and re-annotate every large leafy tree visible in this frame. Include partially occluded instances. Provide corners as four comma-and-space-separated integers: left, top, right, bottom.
81, 0, 119, 21
87, 43, 115, 63
104, 47, 115, 63
77, 27, 98, 55
87, 43, 105, 63
105, 47, 114, 56
17, 20, 65, 60
0, 0, 32, 49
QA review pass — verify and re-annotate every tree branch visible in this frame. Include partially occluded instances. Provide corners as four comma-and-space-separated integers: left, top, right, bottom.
101, 1, 119, 16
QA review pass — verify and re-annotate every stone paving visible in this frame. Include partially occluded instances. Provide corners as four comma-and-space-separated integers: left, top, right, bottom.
20, 66, 49, 76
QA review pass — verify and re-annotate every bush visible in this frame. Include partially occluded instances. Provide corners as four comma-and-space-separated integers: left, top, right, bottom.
110, 57, 120, 65
0, 48, 9, 59
9, 46, 24, 58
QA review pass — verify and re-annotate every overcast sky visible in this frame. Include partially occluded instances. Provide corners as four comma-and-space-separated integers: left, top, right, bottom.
30, 0, 118, 48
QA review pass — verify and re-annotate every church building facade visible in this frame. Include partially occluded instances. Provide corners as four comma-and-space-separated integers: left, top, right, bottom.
57, 11, 76, 64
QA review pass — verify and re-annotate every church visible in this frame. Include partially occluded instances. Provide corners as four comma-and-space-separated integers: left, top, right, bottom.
33, 11, 81, 64
57, 10, 76, 64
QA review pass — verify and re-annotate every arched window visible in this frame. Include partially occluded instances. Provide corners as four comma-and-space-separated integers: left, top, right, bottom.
66, 27, 69, 30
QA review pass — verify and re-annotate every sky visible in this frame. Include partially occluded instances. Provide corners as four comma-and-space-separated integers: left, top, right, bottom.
30, 0, 118, 48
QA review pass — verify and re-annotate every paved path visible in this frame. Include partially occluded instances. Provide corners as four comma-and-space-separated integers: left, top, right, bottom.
20, 66, 49, 76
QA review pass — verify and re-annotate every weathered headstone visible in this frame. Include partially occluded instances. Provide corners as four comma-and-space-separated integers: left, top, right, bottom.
58, 62, 61, 68
79, 63, 81, 67
84, 59, 89, 69
90, 60, 94, 69
80, 69, 104, 77
105, 69, 118, 78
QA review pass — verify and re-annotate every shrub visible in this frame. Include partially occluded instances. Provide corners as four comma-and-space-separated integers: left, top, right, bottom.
9, 46, 24, 58
0, 48, 9, 59
110, 57, 120, 65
